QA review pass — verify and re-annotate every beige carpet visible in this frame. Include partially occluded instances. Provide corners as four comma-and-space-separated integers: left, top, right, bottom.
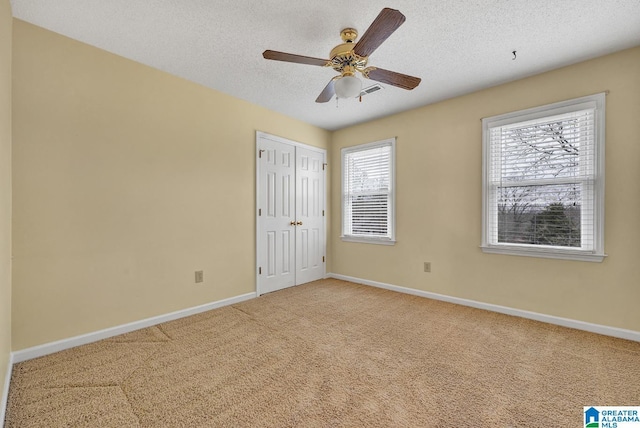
5, 279, 640, 427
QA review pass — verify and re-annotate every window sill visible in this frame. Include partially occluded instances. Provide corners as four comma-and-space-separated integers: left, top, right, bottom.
481, 245, 606, 262
341, 236, 396, 246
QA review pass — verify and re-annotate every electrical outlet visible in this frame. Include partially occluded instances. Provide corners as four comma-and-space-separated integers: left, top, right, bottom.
423, 262, 431, 273
195, 270, 204, 283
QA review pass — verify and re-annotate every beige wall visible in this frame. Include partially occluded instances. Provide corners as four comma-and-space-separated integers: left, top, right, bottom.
331, 47, 640, 332
0, 0, 12, 409
9, 16, 640, 352
0, 0, 11, 411
11, 20, 330, 350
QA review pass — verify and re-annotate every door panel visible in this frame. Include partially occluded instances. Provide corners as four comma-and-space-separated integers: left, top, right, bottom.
295, 146, 325, 285
258, 138, 296, 294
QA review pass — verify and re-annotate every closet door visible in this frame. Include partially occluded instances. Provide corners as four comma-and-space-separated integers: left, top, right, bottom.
257, 137, 296, 294
256, 133, 326, 295
294, 145, 325, 285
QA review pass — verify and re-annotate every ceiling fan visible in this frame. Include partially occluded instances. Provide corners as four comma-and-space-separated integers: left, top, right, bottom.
262, 8, 421, 103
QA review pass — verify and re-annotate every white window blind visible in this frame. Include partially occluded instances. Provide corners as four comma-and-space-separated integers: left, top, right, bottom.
342, 138, 395, 244
482, 94, 605, 261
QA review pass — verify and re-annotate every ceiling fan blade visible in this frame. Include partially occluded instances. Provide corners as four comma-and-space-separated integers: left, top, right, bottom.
316, 79, 336, 103
263, 50, 330, 67
353, 8, 406, 58
365, 68, 421, 90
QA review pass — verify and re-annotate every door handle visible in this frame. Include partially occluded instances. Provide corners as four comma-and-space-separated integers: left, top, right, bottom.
290, 221, 296, 226
296, 221, 303, 226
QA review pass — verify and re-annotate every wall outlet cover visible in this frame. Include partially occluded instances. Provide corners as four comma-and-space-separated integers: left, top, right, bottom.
195, 270, 204, 283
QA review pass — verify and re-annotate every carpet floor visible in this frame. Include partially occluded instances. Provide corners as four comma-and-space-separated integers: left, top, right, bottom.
5, 279, 640, 427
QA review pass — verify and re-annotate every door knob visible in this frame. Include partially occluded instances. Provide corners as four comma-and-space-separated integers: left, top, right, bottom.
296, 221, 303, 226
290, 221, 296, 226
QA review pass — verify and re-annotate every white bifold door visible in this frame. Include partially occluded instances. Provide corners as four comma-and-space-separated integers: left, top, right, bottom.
256, 132, 326, 295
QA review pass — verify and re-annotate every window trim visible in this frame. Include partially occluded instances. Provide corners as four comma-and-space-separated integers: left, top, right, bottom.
481, 93, 606, 262
341, 138, 396, 245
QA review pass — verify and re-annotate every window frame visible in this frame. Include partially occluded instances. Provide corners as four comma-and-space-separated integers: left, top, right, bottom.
341, 138, 396, 245
481, 93, 606, 262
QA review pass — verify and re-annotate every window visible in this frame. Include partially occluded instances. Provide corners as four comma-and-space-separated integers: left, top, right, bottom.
342, 138, 396, 245
481, 93, 605, 262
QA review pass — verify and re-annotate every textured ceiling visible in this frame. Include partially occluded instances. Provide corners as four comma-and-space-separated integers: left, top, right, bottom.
10, 0, 640, 130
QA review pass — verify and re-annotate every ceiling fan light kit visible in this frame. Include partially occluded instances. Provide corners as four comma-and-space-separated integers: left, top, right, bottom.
334, 75, 362, 99
263, 8, 421, 103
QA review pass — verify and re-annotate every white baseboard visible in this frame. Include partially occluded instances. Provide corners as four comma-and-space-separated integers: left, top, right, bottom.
12, 292, 256, 364
329, 273, 640, 343
0, 352, 13, 428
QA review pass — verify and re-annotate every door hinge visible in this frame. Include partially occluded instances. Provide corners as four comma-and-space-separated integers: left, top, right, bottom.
258, 149, 265, 159
259, 267, 262, 275
322, 163, 327, 170
259, 208, 262, 216
322, 256, 325, 263
322, 210, 325, 216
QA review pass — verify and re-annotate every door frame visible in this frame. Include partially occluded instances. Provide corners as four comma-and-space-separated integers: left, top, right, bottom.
255, 131, 327, 296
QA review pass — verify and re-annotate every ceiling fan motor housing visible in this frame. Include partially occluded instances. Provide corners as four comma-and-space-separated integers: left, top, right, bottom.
330, 28, 368, 76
